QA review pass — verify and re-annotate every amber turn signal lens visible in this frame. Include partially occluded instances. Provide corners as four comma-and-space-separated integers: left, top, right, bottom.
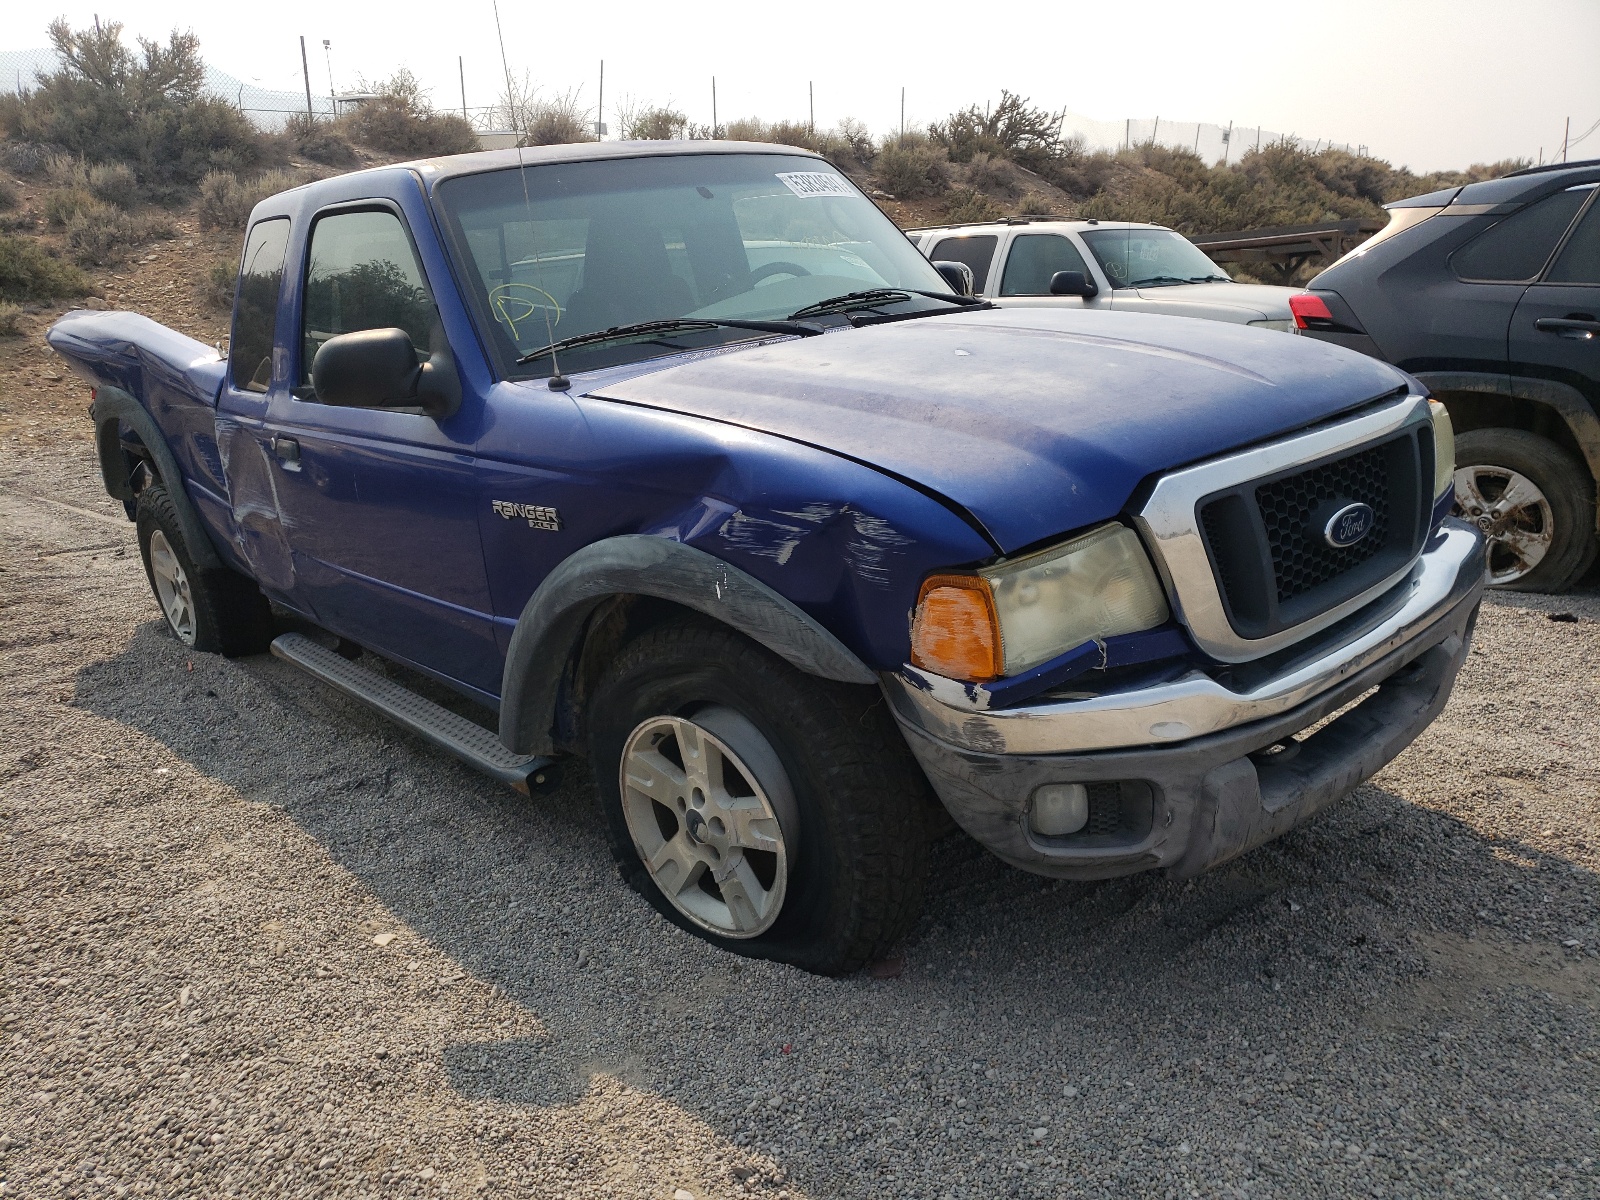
910, 575, 1002, 682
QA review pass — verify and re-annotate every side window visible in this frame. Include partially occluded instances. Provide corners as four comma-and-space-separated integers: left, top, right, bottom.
1000, 234, 1092, 296
1545, 191, 1600, 284
1451, 187, 1591, 282
930, 235, 999, 294
230, 218, 291, 394
302, 209, 437, 383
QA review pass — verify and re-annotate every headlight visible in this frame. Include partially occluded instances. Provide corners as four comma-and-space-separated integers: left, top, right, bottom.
910, 523, 1171, 682
1429, 400, 1455, 499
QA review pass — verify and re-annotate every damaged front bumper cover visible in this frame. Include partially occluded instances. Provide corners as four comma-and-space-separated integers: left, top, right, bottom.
884, 520, 1486, 880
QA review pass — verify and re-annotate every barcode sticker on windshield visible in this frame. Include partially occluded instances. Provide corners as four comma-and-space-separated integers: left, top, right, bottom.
776, 171, 853, 198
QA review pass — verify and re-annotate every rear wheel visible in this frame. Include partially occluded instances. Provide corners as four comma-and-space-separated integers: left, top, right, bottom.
136, 486, 274, 655
1452, 429, 1597, 592
589, 617, 929, 975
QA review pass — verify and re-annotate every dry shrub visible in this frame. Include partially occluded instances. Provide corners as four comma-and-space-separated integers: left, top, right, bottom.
875, 138, 949, 200
964, 152, 1021, 197
1015, 190, 1064, 217
8, 19, 263, 188
621, 106, 687, 140
0, 177, 16, 211
942, 187, 1002, 223
524, 106, 590, 147
0, 232, 90, 299
0, 141, 57, 178
198, 169, 307, 231
86, 162, 139, 209
0, 300, 22, 336
43, 185, 98, 227
343, 100, 478, 156
65, 208, 177, 267
339, 68, 479, 157
279, 114, 358, 166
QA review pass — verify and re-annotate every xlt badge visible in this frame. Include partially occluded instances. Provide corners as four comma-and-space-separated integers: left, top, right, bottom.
492, 500, 562, 531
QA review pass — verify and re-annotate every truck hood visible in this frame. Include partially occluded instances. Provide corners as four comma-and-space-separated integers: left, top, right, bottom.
1122, 280, 1299, 319
593, 307, 1407, 553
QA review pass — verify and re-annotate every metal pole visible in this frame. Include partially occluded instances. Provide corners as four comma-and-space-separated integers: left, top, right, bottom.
1125, 118, 1129, 149
900, 87, 905, 140
711, 77, 717, 138
597, 60, 604, 139
322, 40, 334, 116
300, 36, 313, 123
1223, 119, 1232, 165
809, 81, 813, 134
459, 57, 467, 120
1151, 115, 1159, 145
1194, 123, 1200, 153
1562, 116, 1570, 162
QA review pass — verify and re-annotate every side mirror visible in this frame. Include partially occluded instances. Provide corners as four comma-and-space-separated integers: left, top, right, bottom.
932, 260, 976, 298
311, 327, 461, 419
1049, 270, 1098, 298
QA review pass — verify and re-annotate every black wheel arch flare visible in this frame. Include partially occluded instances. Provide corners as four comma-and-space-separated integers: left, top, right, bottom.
498, 536, 877, 758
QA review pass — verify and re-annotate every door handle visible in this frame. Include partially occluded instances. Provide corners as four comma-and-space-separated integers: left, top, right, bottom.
1534, 316, 1600, 340
272, 436, 301, 470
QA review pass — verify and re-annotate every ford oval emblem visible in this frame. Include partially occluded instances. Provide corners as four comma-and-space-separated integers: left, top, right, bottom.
1324, 502, 1376, 548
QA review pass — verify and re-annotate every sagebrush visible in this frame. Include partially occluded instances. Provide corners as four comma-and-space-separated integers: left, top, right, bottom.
198, 169, 308, 230
0, 232, 88, 300
0, 19, 261, 193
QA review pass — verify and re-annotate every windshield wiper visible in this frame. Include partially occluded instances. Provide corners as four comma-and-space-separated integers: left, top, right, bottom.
1125, 275, 1194, 288
1188, 274, 1231, 283
516, 317, 819, 364
787, 289, 912, 319
788, 287, 989, 321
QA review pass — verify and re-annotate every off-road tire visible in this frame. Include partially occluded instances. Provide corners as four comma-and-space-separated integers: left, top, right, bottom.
589, 616, 930, 975
1454, 429, 1597, 593
135, 486, 274, 656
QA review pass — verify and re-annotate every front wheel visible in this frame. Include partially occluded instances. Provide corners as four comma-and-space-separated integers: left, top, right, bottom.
1452, 429, 1597, 592
589, 617, 929, 975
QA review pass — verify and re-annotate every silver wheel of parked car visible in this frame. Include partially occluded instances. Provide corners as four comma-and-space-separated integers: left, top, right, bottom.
147, 528, 198, 645
618, 706, 797, 939
1453, 463, 1554, 585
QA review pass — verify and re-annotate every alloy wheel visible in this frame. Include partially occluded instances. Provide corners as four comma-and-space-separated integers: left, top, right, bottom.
1453, 464, 1555, 585
618, 707, 796, 938
148, 529, 197, 645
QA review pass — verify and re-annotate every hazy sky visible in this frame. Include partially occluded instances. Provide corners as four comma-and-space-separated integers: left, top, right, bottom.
3, 0, 1597, 171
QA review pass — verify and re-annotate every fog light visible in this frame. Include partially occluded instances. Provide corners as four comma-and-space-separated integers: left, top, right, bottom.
1031, 783, 1088, 837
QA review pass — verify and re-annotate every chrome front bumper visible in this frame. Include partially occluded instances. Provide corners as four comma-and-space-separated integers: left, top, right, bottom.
885, 520, 1486, 880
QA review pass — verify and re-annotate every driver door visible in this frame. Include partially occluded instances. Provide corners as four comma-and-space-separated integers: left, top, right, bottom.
260, 201, 501, 695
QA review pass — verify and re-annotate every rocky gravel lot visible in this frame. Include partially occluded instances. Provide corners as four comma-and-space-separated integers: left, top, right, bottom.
2, 440, 1598, 1200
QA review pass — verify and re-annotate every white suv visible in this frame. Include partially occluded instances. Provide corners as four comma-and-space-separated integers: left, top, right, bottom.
907, 218, 1300, 331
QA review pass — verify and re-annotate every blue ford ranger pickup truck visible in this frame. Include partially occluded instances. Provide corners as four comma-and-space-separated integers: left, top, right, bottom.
48, 142, 1485, 974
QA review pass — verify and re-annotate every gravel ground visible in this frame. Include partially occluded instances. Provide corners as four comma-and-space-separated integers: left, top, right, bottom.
2, 441, 1597, 1200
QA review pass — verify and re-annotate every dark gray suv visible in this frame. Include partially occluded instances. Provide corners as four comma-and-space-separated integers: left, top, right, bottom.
1297, 160, 1600, 592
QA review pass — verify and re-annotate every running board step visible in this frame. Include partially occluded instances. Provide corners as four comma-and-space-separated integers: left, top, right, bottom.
270, 633, 556, 794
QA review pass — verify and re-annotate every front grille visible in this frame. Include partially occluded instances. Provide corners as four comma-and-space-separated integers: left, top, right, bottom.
1257, 444, 1391, 602
1198, 430, 1430, 640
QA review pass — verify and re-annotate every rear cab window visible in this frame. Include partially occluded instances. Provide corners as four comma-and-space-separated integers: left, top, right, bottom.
928, 235, 999, 294
230, 218, 291, 394
1000, 234, 1092, 296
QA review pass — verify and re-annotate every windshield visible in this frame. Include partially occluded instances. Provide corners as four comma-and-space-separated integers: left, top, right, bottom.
436, 153, 949, 376
1079, 228, 1230, 289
